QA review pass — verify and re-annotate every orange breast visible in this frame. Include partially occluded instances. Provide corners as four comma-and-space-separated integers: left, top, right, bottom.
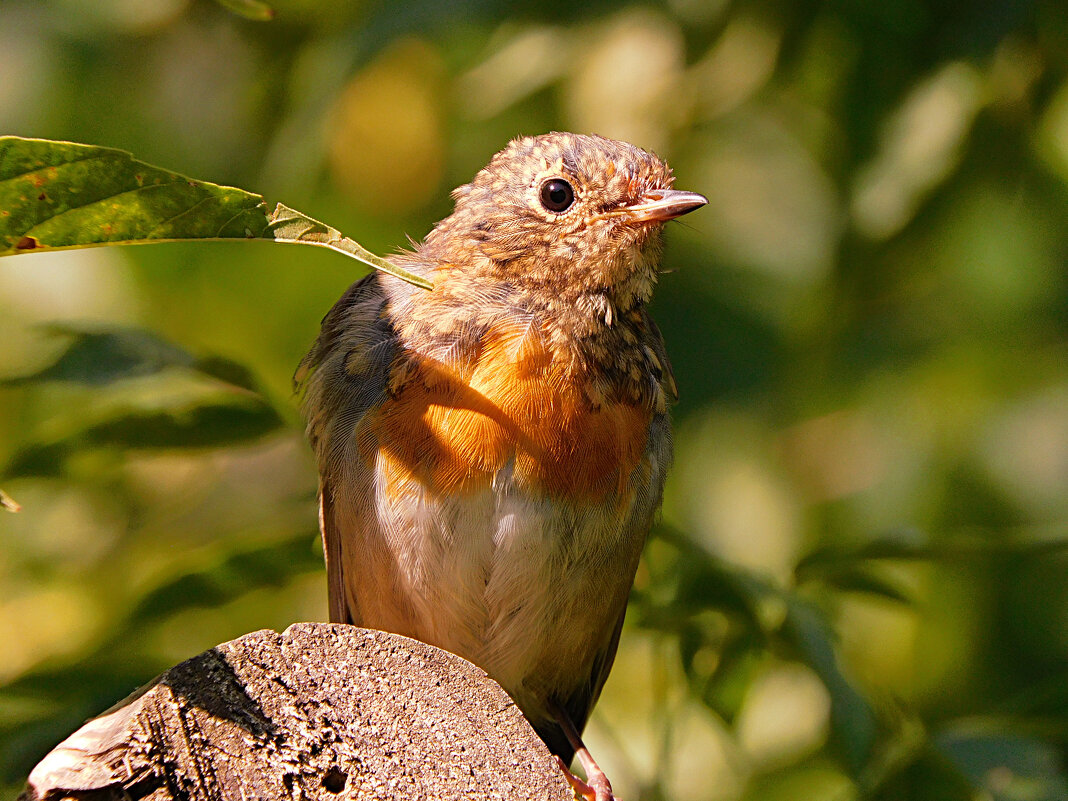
364, 323, 651, 500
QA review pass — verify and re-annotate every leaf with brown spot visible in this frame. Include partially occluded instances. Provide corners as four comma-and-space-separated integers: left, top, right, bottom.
0, 137, 431, 290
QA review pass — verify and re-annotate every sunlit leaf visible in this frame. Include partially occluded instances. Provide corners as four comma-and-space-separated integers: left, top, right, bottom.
265, 203, 432, 289
0, 137, 266, 251
0, 137, 432, 290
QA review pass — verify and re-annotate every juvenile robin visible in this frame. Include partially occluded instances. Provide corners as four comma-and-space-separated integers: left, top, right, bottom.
297, 132, 706, 800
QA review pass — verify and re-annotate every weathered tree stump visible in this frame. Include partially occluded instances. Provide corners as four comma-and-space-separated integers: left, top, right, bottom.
21, 623, 573, 800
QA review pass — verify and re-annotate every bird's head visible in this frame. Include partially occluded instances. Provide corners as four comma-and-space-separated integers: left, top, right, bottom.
423, 132, 706, 312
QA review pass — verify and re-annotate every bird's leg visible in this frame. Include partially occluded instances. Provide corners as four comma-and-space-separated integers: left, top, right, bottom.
548, 702, 616, 801
553, 755, 599, 801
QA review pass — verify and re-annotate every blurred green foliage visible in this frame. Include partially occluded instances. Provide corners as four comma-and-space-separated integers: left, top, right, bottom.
3, 0, 1068, 798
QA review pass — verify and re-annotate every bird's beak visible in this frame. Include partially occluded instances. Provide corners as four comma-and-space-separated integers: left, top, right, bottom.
623, 189, 708, 224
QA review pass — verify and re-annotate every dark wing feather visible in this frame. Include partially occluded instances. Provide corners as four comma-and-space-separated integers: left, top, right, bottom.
296, 272, 398, 624
319, 482, 351, 624
536, 605, 628, 764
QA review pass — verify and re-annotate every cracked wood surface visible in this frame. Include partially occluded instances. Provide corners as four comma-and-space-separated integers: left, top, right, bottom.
21, 623, 573, 801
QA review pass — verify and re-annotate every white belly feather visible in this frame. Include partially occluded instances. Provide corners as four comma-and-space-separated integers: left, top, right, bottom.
339, 452, 649, 718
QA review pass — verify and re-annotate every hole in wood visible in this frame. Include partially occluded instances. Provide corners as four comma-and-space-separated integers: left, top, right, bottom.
323, 766, 347, 794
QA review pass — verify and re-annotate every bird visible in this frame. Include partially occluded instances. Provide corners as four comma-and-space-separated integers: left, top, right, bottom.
296, 132, 706, 800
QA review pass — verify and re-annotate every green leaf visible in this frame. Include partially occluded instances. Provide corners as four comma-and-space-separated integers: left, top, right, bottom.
1, 325, 258, 391
820, 567, 914, 606
869, 745, 978, 801
0, 659, 160, 783
0, 137, 268, 250
649, 525, 771, 626
795, 530, 930, 574
265, 203, 432, 289
5, 390, 284, 478
3, 326, 193, 386
0, 325, 284, 477
125, 533, 323, 626
936, 726, 1068, 801
644, 525, 881, 774
0, 137, 432, 290
782, 597, 879, 775
702, 634, 766, 723
213, 0, 275, 21
797, 532, 1068, 575
0, 529, 322, 783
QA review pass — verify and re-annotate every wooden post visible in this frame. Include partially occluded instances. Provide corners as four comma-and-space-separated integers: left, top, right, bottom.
21, 623, 573, 801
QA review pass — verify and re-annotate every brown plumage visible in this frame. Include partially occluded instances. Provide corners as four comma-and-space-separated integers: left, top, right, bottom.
297, 132, 706, 800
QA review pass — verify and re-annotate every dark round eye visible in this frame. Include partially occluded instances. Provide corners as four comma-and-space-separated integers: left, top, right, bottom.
539, 178, 575, 213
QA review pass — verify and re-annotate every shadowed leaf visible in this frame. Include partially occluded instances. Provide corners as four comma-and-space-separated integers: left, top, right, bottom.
648, 525, 770, 626
797, 533, 1068, 574
782, 597, 879, 774
701, 633, 765, 723
637, 528, 881, 774
0, 659, 161, 782
125, 533, 323, 626
1, 325, 259, 392
189, 355, 260, 393
5, 393, 284, 478
818, 567, 914, 606
936, 726, 1068, 801
869, 745, 978, 801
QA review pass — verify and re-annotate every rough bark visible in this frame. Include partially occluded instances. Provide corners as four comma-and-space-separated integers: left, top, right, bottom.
21, 623, 573, 801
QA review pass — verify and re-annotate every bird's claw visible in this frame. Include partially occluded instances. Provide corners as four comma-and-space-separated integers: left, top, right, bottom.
553, 756, 617, 801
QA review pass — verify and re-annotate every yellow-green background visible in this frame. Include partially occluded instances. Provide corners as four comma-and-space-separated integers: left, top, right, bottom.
3, 1, 1068, 799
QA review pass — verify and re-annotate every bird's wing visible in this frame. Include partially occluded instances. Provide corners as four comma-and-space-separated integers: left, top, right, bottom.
296, 272, 398, 624
541, 601, 628, 765
318, 482, 350, 624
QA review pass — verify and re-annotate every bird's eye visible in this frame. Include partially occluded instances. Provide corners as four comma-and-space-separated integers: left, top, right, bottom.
539, 178, 575, 213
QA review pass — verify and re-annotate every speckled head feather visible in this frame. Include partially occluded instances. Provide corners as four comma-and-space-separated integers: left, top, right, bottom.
418, 133, 681, 311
